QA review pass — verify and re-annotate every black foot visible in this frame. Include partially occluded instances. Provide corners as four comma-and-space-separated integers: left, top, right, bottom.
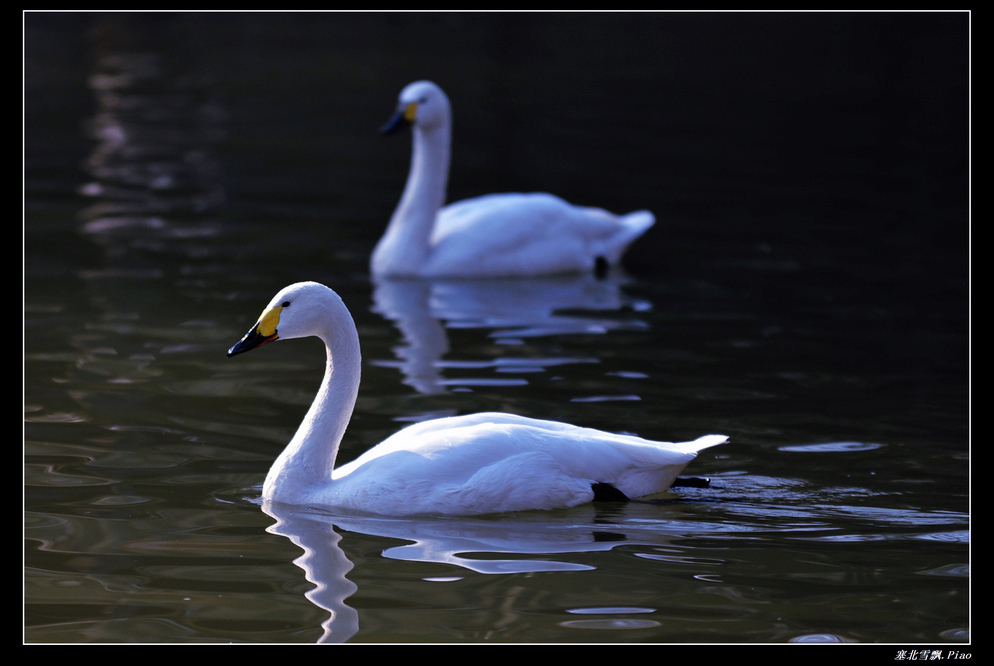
672, 476, 711, 488
594, 256, 609, 279
591, 482, 630, 502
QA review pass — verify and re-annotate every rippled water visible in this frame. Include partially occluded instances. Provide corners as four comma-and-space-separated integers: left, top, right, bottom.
24, 12, 969, 645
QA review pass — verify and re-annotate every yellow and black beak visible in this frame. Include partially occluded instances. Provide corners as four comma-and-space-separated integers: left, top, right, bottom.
227, 303, 283, 358
380, 101, 417, 135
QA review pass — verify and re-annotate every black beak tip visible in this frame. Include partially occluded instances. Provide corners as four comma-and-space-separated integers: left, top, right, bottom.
227, 327, 274, 358
380, 111, 410, 136
227, 341, 248, 358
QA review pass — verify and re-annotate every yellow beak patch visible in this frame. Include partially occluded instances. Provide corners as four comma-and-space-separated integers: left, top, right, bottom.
256, 303, 284, 339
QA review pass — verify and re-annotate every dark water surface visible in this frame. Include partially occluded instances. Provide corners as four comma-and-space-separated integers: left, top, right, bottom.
24, 12, 969, 646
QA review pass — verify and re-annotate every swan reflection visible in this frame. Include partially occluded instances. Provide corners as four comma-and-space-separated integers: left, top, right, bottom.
371, 273, 650, 394
263, 499, 698, 643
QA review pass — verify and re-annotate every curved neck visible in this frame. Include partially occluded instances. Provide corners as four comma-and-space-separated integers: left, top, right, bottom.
263, 305, 362, 501
372, 123, 451, 275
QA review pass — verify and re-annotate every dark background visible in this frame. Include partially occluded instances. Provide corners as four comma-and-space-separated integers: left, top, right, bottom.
25, 11, 969, 267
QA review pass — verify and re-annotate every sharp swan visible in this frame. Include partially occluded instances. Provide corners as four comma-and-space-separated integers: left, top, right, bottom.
227, 281, 727, 516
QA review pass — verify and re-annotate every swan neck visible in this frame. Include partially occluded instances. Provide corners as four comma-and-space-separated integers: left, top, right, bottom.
263, 308, 362, 501
373, 123, 451, 275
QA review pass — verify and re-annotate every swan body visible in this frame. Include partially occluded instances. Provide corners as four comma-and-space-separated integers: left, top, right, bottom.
228, 282, 726, 516
372, 80, 655, 278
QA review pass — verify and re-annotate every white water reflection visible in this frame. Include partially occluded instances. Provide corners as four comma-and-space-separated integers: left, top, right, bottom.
264, 503, 360, 644
778, 441, 885, 453
262, 498, 718, 643
371, 273, 650, 394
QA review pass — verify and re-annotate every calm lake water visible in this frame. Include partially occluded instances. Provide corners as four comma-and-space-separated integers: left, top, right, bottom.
24, 12, 970, 646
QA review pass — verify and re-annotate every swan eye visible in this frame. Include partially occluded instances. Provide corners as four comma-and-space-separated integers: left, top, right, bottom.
281, 301, 290, 308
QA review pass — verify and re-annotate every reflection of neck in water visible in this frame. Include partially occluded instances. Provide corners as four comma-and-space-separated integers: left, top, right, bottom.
371, 273, 650, 395
263, 499, 709, 642
264, 504, 359, 644
371, 278, 449, 395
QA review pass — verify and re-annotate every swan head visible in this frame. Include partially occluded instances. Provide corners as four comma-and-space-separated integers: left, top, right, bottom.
380, 80, 451, 135
227, 282, 342, 357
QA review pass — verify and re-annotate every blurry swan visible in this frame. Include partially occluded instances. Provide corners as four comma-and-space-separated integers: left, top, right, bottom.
228, 282, 726, 516
372, 80, 655, 278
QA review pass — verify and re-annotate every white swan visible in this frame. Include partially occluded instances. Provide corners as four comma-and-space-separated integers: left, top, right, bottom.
228, 282, 727, 516
372, 80, 655, 278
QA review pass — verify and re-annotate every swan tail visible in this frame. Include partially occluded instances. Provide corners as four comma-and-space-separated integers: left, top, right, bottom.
621, 210, 655, 235
674, 434, 729, 454
598, 210, 655, 265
